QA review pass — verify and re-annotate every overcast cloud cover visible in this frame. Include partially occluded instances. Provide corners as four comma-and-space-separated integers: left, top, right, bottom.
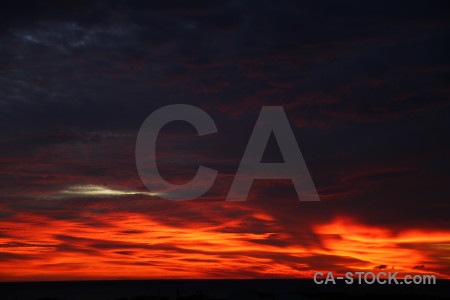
0, 0, 449, 280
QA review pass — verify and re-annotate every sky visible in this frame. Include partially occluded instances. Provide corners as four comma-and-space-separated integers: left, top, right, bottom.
0, 0, 449, 281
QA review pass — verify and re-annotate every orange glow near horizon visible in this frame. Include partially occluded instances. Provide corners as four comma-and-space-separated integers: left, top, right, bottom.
0, 210, 449, 281
314, 217, 450, 278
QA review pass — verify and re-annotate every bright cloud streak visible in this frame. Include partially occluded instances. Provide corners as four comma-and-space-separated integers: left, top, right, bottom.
56, 185, 159, 197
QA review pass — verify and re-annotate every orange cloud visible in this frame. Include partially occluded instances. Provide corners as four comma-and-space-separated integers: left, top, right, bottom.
0, 207, 449, 281
314, 217, 450, 278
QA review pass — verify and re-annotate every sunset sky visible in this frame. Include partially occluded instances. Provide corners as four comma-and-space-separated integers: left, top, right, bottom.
0, 1, 449, 281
